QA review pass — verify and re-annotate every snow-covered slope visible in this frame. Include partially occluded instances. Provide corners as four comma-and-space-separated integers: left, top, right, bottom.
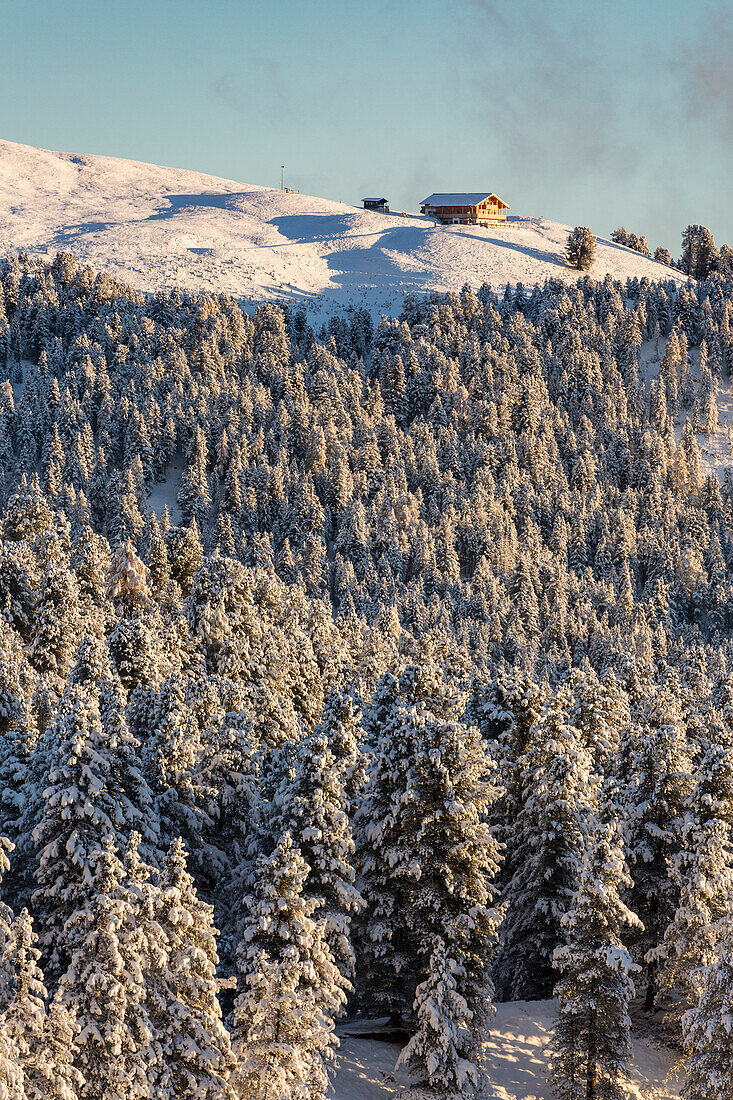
641, 337, 733, 480
330, 1001, 682, 1099
0, 139, 684, 319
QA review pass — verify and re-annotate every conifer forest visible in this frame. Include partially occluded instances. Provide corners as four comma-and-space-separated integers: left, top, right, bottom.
1, 250, 733, 1098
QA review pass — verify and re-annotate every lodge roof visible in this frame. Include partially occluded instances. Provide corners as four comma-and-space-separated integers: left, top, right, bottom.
362, 197, 389, 204
421, 192, 509, 209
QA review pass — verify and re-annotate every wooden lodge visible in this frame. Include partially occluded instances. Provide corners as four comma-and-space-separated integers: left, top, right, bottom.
420, 192, 509, 225
363, 197, 389, 214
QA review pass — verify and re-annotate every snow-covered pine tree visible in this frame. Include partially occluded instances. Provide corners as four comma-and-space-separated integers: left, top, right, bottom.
106, 538, 149, 613
276, 725, 362, 982
496, 686, 598, 1001
177, 426, 211, 529
149, 838, 236, 1100
355, 672, 425, 1022
396, 937, 478, 1100
142, 677, 208, 877
39, 992, 83, 1100
681, 912, 733, 1100
657, 817, 733, 1024
31, 679, 156, 972
60, 837, 152, 1100
358, 663, 503, 1052
656, 738, 733, 1026
402, 709, 504, 1034
117, 834, 166, 1094
232, 834, 347, 1100
0, 907, 78, 1100
0, 1024, 25, 1100
0, 837, 18, 1003
624, 695, 693, 1011
107, 614, 159, 693
549, 823, 642, 1100
0, 621, 27, 740
28, 566, 82, 688
314, 687, 366, 810
566, 227, 597, 271
98, 679, 159, 862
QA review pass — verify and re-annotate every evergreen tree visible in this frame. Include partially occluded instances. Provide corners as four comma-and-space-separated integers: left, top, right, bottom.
177, 426, 211, 528
549, 824, 642, 1100
31, 675, 156, 971
566, 227, 597, 271
60, 838, 152, 1100
106, 539, 149, 612
232, 835, 347, 1100
496, 687, 598, 1001
396, 938, 478, 1100
0, 837, 18, 1002
359, 669, 503, 1031
29, 567, 82, 686
150, 839, 236, 1100
277, 727, 362, 982
680, 225, 719, 279
682, 913, 733, 1100
657, 818, 733, 1023
40, 992, 83, 1100
315, 687, 366, 809
625, 697, 693, 1010
1, 908, 80, 1100
0, 1025, 25, 1100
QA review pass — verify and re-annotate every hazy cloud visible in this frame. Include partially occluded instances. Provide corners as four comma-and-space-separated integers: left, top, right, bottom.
457, 0, 648, 192
678, 4, 733, 142
209, 66, 293, 121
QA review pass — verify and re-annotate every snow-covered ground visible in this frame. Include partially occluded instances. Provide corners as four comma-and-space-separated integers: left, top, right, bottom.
329, 1001, 682, 1100
145, 458, 183, 526
0, 139, 685, 321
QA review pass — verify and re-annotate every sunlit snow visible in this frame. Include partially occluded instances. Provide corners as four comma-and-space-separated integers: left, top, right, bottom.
0, 138, 685, 321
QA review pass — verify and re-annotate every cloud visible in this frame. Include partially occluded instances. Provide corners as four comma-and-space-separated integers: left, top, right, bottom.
454, 0, 733, 243
458, 0, 644, 183
678, 4, 733, 142
208, 64, 293, 122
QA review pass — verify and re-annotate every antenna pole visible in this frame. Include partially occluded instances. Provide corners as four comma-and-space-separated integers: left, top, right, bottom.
281, 164, 284, 191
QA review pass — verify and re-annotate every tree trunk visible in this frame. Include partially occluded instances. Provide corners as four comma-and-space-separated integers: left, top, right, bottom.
644, 959, 657, 1012
586, 1008, 597, 1100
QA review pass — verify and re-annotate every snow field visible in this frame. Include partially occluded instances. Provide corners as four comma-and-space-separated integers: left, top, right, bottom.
0, 139, 685, 322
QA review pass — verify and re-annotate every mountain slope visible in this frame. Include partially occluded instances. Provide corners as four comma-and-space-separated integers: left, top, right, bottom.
0, 138, 684, 318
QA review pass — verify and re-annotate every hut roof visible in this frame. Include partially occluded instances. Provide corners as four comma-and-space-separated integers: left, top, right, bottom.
421, 192, 509, 209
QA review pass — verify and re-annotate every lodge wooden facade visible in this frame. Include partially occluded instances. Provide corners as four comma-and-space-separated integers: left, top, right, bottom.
420, 192, 509, 225
363, 197, 390, 214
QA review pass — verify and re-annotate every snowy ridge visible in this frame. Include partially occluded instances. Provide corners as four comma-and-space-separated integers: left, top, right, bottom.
0, 138, 684, 319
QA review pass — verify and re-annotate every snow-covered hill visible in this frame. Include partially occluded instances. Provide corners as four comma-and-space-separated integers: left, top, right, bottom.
330, 1001, 682, 1099
0, 139, 685, 319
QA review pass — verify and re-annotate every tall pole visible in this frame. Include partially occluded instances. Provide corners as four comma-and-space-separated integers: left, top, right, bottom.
281, 164, 284, 191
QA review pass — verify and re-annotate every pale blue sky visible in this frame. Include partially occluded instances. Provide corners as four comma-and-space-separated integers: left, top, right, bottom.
2, 0, 732, 251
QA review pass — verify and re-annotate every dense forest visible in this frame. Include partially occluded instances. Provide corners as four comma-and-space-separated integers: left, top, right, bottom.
0, 250, 732, 1098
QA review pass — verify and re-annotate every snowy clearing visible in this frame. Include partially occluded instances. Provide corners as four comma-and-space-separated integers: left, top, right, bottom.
0, 139, 685, 322
641, 337, 733, 480
329, 1001, 682, 1100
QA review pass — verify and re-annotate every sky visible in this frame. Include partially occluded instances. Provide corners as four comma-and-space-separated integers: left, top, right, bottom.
1, 0, 732, 251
